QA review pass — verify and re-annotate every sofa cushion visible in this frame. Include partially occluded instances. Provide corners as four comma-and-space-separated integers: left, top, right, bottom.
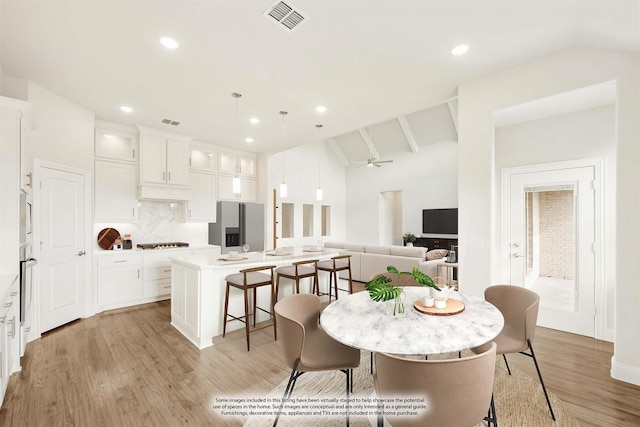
390, 246, 427, 258
364, 245, 391, 255
426, 249, 449, 261
360, 253, 421, 283
323, 241, 344, 249
342, 243, 365, 252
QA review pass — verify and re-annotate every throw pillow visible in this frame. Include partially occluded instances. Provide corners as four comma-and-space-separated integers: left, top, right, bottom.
426, 249, 448, 261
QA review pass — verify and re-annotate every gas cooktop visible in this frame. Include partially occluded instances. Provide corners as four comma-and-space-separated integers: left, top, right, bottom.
136, 242, 189, 250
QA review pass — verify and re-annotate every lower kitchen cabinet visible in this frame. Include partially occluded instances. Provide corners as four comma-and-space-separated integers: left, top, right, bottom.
97, 254, 142, 309
95, 247, 220, 313
1, 276, 20, 404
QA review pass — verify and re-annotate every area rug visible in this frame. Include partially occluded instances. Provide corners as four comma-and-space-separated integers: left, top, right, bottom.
242, 351, 579, 427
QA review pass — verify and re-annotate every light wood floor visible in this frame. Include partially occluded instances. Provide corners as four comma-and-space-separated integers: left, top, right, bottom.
1, 297, 639, 426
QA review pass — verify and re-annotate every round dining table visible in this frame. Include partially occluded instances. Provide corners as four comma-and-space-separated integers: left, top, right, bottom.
320, 287, 504, 355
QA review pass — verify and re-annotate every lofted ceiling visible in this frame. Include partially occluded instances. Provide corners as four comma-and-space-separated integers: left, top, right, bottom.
1, 1, 638, 165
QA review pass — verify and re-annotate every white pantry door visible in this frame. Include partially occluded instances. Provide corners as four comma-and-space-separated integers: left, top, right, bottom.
39, 165, 87, 333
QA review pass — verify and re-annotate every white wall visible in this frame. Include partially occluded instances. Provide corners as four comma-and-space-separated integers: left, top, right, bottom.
458, 47, 640, 385
495, 105, 616, 339
345, 141, 458, 245
266, 141, 346, 249
26, 82, 94, 171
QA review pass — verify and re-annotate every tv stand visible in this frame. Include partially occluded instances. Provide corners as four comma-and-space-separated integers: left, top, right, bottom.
414, 237, 458, 251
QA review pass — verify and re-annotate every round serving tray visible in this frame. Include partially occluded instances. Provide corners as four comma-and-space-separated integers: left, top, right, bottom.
414, 298, 465, 316
97, 227, 121, 250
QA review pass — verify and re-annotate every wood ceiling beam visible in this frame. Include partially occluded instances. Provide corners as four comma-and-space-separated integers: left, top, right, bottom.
357, 128, 381, 160
397, 116, 419, 153
326, 138, 349, 167
447, 98, 459, 136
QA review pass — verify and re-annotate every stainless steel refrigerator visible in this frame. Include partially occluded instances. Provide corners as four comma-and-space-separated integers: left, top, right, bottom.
208, 201, 264, 254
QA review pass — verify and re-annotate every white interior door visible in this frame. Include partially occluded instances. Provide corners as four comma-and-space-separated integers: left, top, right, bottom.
509, 166, 595, 337
39, 165, 87, 333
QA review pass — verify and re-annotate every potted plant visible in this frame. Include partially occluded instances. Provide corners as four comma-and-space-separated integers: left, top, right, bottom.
402, 232, 417, 246
365, 266, 440, 315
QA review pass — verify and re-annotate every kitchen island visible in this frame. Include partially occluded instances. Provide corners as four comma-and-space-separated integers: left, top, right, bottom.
170, 248, 339, 349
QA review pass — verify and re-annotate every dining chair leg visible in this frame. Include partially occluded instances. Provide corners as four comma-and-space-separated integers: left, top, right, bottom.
483, 393, 498, 426
503, 354, 511, 375
273, 359, 303, 427
524, 340, 555, 421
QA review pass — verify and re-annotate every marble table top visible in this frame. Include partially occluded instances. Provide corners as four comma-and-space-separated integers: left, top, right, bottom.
320, 287, 504, 355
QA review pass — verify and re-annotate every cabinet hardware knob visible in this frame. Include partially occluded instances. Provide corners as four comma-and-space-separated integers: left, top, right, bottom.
78, 251, 86, 256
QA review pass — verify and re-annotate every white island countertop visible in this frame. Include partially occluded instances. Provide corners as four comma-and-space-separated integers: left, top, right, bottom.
170, 247, 337, 270
169, 247, 339, 350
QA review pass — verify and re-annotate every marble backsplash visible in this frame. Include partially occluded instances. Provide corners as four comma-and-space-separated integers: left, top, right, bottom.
93, 200, 210, 251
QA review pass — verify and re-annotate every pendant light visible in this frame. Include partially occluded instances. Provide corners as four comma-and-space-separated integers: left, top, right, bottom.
315, 124, 323, 201
279, 111, 288, 198
231, 92, 242, 196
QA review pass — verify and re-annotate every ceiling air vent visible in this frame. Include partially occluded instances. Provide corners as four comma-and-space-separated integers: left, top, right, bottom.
161, 118, 181, 126
264, 1, 307, 32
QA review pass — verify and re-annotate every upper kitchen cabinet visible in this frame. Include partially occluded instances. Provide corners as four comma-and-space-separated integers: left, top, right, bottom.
94, 160, 138, 222
190, 143, 217, 173
1, 97, 35, 195
95, 120, 137, 162
137, 126, 192, 201
219, 152, 256, 178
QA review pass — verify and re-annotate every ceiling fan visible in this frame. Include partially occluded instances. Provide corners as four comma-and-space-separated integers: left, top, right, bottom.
352, 126, 394, 168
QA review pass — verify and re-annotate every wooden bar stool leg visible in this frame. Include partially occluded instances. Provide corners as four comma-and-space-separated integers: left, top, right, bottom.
348, 267, 353, 294
223, 283, 230, 337
253, 287, 257, 327
295, 277, 300, 294
328, 270, 333, 301
275, 274, 281, 301
313, 272, 319, 296
271, 281, 277, 341
333, 271, 339, 300
243, 287, 250, 351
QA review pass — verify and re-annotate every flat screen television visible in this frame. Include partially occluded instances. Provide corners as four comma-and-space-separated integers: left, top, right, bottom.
422, 208, 458, 235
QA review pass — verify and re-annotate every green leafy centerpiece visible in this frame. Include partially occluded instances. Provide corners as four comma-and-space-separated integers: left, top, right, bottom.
365, 266, 440, 315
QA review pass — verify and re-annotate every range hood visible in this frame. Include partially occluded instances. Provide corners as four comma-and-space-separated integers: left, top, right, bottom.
137, 184, 191, 201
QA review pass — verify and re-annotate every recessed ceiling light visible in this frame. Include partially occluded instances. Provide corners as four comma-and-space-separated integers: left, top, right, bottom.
315, 105, 327, 113
160, 37, 179, 49
249, 117, 260, 124
120, 106, 133, 113
103, 134, 114, 139
451, 43, 470, 56
245, 138, 254, 143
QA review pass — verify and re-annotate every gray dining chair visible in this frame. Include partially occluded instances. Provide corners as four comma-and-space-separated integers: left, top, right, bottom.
273, 293, 360, 426
485, 284, 555, 421
374, 342, 497, 427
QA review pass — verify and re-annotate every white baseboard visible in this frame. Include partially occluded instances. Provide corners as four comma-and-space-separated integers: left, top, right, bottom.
611, 356, 640, 386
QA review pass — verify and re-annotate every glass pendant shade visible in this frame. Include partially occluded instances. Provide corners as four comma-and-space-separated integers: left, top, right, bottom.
316, 186, 323, 201
280, 182, 288, 198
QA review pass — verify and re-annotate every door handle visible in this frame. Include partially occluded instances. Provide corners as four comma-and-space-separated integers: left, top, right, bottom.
511, 253, 524, 258
78, 251, 86, 256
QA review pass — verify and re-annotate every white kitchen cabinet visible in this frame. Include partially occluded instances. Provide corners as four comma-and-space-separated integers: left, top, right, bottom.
94, 160, 138, 222
171, 264, 201, 344
219, 152, 256, 178
0, 277, 20, 404
95, 121, 137, 162
187, 172, 217, 222
190, 146, 217, 172
142, 251, 173, 300
140, 134, 190, 186
97, 254, 142, 309
218, 175, 257, 201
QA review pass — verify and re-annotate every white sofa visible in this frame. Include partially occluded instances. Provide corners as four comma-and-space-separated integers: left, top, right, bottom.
323, 242, 447, 283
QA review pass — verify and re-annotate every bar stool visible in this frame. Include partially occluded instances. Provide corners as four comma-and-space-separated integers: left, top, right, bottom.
223, 265, 277, 351
275, 259, 319, 300
315, 255, 352, 300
